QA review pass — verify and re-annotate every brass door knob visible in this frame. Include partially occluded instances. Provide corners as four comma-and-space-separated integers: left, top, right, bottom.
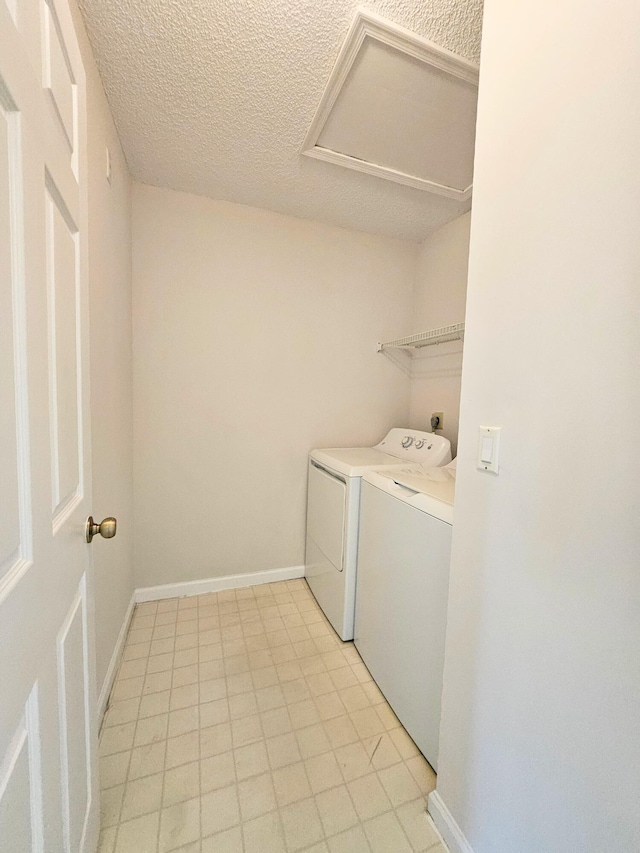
86, 516, 117, 543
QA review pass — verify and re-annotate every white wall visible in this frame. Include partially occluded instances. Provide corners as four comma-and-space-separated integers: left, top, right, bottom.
132, 184, 416, 589
409, 213, 470, 454
70, 0, 134, 697
432, 2, 640, 851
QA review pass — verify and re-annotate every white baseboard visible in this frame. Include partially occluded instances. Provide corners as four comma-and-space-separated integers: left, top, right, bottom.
134, 565, 306, 604
98, 592, 136, 723
428, 790, 474, 853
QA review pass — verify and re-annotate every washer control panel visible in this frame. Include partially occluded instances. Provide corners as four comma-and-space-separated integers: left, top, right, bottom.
375, 428, 451, 465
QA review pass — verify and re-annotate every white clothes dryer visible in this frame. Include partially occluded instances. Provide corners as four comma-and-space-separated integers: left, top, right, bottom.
304, 429, 451, 641
354, 460, 456, 770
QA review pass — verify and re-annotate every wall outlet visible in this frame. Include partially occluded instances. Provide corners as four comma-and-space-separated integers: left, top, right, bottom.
431, 412, 444, 431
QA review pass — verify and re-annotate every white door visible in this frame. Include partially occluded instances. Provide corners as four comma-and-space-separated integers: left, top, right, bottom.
0, 0, 98, 850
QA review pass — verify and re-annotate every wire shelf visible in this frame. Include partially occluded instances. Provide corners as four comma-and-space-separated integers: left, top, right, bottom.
377, 322, 465, 352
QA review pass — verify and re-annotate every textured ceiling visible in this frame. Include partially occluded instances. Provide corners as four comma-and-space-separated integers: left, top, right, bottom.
78, 0, 483, 242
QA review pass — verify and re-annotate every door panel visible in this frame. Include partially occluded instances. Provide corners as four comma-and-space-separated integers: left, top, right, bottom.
42, 0, 75, 152
0, 97, 22, 575
0, 687, 44, 853
46, 187, 81, 526
57, 579, 91, 853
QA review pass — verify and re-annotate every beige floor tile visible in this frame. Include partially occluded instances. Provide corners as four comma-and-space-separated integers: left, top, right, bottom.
100, 752, 130, 790
200, 678, 227, 703
334, 741, 372, 782
199, 645, 224, 664
295, 722, 331, 759
200, 698, 229, 728
315, 784, 360, 836
159, 796, 201, 852
147, 653, 174, 674
388, 726, 420, 760
306, 672, 335, 697
339, 685, 370, 713
173, 648, 198, 668
282, 678, 311, 705
163, 760, 200, 807
226, 672, 254, 695
118, 659, 148, 681
122, 641, 150, 662
378, 762, 422, 807
143, 670, 173, 695
330, 667, 359, 691
347, 773, 392, 821
167, 706, 200, 739
228, 691, 258, 719
100, 784, 124, 828
106, 698, 140, 727
170, 683, 200, 711
139, 690, 171, 719
256, 684, 287, 711
266, 731, 302, 769
199, 659, 225, 681
364, 811, 413, 853
364, 733, 402, 771
201, 783, 240, 836
327, 824, 372, 853
200, 722, 233, 758
112, 676, 145, 701
288, 699, 321, 730
237, 770, 277, 820
172, 664, 199, 688
202, 825, 244, 852
97, 825, 117, 853
272, 760, 312, 807
251, 664, 279, 688
120, 772, 164, 821
115, 811, 160, 853
396, 799, 443, 852
234, 740, 269, 780
100, 722, 137, 757
323, 716, 359, 750
305, 751, 343, 794
280, 796, 324, 852
231, 713, 262, 747
242, 810, 287, 853
134, 713, 168, 747
405, 754, 437, 796
315, 692, 346, 721
350, 707, 386, 740
299, 655, 328, 677
128, 740, 167, 780
362, 681, 385, 705
201, 751, 236, 792
375, 702, 401, 731
165, 731, 200, 769
260, 706, 292, 738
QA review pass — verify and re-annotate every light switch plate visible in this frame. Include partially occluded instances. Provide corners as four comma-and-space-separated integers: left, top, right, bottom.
477, 425, 501, 474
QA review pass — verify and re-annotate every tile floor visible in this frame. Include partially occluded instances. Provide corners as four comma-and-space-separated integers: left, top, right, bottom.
98, 578, 447, 853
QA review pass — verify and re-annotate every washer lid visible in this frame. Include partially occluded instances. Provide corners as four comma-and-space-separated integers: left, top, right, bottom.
363, 463, 456, 524
310, 447, 401, 477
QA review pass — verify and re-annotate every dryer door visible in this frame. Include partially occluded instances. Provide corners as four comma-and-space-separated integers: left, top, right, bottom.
306, 461, 346, 571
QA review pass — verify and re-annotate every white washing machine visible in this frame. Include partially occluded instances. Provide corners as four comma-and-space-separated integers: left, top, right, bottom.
304, 429, 451, 641
354, 460, 456, 770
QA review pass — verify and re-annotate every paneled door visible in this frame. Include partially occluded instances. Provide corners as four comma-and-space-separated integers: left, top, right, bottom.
0, 0, 98, 850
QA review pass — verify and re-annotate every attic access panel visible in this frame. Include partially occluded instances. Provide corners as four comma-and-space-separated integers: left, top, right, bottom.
302, 8, 479, 201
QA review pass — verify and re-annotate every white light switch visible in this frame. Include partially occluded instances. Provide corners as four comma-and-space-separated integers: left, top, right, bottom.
477, 426, 501, 473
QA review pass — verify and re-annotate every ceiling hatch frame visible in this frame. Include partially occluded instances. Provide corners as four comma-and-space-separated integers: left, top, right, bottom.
301, 8, 480, 201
